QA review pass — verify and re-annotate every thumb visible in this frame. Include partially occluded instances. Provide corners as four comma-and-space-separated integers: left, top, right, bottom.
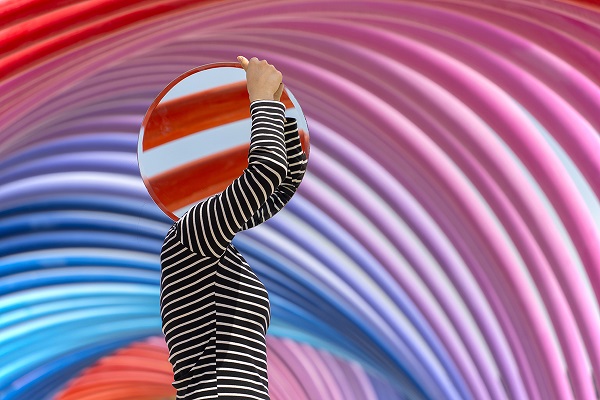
273, 83, 284, 102
237, 55, 249, 70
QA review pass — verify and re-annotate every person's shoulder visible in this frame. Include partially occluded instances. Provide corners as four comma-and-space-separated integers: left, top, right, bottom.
162, 223, 178, 245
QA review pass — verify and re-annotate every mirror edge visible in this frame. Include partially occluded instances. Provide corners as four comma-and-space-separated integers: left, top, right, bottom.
137, 62, 242, 221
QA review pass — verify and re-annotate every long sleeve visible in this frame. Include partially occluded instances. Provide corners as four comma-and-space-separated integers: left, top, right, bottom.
174, 100, 288, 258
240, 117, 307, 230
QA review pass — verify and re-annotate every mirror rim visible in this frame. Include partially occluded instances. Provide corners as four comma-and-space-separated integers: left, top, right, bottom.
138, 62, 246, 221
138, 62, 308, 221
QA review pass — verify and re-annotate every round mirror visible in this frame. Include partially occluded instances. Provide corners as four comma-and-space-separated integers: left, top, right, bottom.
138, 62, 310, 220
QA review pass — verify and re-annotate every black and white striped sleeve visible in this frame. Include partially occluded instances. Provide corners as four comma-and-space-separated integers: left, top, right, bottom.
175, 100, 288, 257
241, 117, 307, 230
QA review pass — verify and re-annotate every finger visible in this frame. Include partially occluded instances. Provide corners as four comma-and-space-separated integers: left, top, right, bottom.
273, 83, 284, 102
237, 56, 249, 70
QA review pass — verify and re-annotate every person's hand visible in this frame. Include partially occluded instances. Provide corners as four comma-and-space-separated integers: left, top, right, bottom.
238, 56, 285, 102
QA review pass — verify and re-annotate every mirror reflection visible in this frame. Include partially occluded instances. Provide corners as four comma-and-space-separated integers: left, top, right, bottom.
138, 63, 310, 220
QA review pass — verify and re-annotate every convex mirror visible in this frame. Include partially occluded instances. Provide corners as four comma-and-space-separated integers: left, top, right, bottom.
138, 62, 310, 220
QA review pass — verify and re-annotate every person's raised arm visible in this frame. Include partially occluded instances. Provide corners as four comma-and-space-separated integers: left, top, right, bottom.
240, 116, 307, 230
175, 57, 287, 257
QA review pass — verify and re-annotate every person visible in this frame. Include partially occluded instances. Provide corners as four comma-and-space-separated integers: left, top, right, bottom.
159, 56, 308, 399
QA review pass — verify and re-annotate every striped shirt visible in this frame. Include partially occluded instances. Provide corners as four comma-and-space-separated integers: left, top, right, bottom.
160, 100, 307, 399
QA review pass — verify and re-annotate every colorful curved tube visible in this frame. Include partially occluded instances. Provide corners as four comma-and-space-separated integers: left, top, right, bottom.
1, 1, 600, 399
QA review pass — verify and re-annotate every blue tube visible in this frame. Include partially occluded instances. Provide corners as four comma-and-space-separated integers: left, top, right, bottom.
0, 134, 137, 172
0, 253, 160, 277
0, 231, 162, 258
0, 266, 160, 296
0, 194, 171, 223
0, 152, 140, 186
0, 210, 168, 240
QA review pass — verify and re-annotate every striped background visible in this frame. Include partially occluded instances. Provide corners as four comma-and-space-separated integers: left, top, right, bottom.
1, 1, 600, 399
